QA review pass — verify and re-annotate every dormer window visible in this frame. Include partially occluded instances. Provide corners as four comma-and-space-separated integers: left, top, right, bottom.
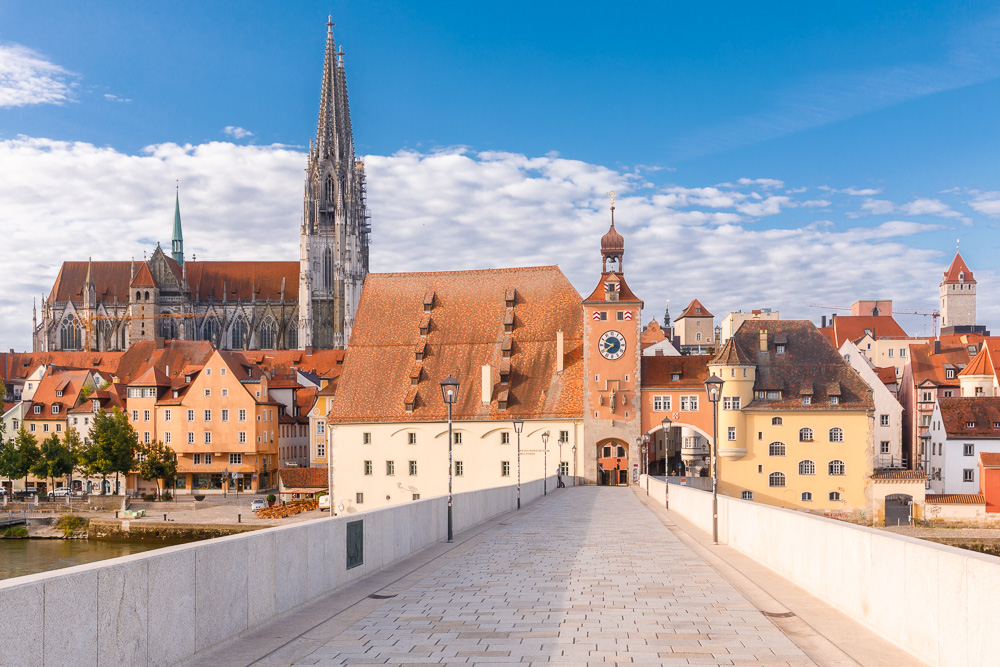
92, 399, 99, 411
52, 404, 60, 414
55, 389, 63, 397
776, 345, 785, 355
967, 421, 976, 428
671, 373, 680, 381
829, 396, 838, 405
959, 271, 965, 282
946, 369, 955, 379
803, 396, 811, 405
33, 404, 41, 414
604, 278, 620, 302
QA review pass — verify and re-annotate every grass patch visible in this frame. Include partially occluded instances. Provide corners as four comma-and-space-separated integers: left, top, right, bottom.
2, 526, 28, 538
56, 514, 89, 537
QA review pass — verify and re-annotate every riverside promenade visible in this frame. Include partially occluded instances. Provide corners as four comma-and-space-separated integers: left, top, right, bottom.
187, 486, 917, 666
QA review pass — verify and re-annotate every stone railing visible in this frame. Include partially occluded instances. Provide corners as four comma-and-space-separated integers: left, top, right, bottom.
644, 475, 1000, 666
1, 475, 559, 666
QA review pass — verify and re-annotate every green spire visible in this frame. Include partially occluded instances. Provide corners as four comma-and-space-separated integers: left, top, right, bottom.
172, 186, 184, 265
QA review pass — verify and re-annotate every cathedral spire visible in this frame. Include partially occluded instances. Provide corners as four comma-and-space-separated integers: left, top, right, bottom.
172, 184, 184, 266
316, 16, 339, 161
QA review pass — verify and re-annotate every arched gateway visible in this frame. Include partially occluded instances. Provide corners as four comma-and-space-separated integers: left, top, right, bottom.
597, 439, 629, 485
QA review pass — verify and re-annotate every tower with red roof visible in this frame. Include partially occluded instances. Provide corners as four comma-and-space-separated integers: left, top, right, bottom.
940, 251, 976, 329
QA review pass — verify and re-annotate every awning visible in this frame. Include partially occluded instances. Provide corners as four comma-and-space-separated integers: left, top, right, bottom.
279, 487, 325, 495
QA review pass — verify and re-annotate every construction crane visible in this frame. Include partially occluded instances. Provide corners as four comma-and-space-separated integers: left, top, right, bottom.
82, 311, 225, 352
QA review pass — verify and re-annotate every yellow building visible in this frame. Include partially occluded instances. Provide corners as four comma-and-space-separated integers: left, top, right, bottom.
710, 320, 875, 511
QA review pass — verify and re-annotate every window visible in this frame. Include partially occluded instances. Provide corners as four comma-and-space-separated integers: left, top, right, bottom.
559, 462, 568, 476
775, 344, 785, 355
204, 454, 212, 465
802, 396, 811, 405
317, 442, 325, 457
316, 422, 325, 435
964, 469, 975, 482
880, 414, 889, 427
238, 431, 246, 444
204, 389, 211, 397
727, 426, 736, 441
143, 431, 151, 444
229, 453, 242, 465
363, 432, 372, 444
696, 332, 702, 342
455, 461, 464, 476
221, 409, 229, 422
799, 428, 813, 442
798, 460, 815, 475
187, 409, 195, 422
964, 443, 974, 456
29, 424, 35, 433
238, 409, 247, 422
164, 409, 172, 422
205, 368, 211, 376
203, 409, 211, 422
386, 460, 395, 475
900, 348, 906, 358
829, 491, 841, 501
559, 430, 569, 443
771, 417, 783, 426
921, 391, 933, 402
364, 461, 372, 475
829, 396, 839, 405
741, 491, 754, 500
967, 421, 976, 429
193, 453, 201, 465
408, 432, 417, 445
501, 461, 510, 476
412, 494, 421, 501
164, 432, 171, 444
204, 432, 212, 445
409, 460, 418, 475
769, 472, 786, 487
595, 311, 607, 320
616, 311, 624, 320
653, 395, 671, 411
801, 492, 813, 502
500, 431, 510, 444
222, 388, 228, 397
946, 369, 955, 379
723, 396, 741, 410
888, 349, 893, 358
131, 410, 139, 421
766, 390, 781, 400
454, 432, 462, 445
187, 432, 195, 444
769, 442, 786, 457
680, 395, 699, 411
920, 415, 932, 427
356, 492, 364, 504
828, 460, 845, 476
881, 441, 890, 454
829, 427, 843, 442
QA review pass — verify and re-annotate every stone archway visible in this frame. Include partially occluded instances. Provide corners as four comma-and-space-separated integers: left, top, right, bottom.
597, 439, 629, 486
885, 494, 913, 526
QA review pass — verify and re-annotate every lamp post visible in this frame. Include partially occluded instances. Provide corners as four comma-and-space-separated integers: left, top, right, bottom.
661, 415, 672, 476
572, 443, 577, 486
440, 374, 459, 543
513, 419, 524, 509
542, 431, 550, 495
704, 374, 724, 545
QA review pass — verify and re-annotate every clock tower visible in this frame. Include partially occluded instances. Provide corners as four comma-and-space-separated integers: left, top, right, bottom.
582, 197, 643, 485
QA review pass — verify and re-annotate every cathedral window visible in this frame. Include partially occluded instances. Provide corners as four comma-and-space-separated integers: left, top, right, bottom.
259, 318, 277, 349
231, 317, 247, 349
323, 248, 334, 289
144, 291, 150, 301
60, 314, 81, 350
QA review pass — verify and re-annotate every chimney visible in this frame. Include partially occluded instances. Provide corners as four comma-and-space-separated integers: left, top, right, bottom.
304, 345, 313, 356
934, 340, 941, 355
481, 365, 492, 404
821, 315, 827, 328
556, 330, 564, 374
165, 365, 170, 377
156, 337, 165, 350
760, 329, 768, 352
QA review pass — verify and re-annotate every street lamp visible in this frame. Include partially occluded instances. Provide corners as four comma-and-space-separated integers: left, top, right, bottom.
440, 374, 460, 543
661, 415, 672, 476
704, 374, 724, 545
513, 418, 524, 509
542, 432, 550, 495
572, 443, 577, 486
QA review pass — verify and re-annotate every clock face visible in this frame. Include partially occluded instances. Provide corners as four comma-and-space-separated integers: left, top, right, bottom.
599, 330, 627, 360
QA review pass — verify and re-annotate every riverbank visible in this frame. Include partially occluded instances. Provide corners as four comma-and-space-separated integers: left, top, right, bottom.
88, 518, 262, 540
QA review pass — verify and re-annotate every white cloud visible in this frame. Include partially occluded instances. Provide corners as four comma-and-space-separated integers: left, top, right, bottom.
968, 192, 1000, 217
103, 93, 132, 103
0, 43, 77, 108
860, 198, 895, 215
0, 139, 980, 350
899, 198, 965, 219
223, 126, 255, 139
842, 187, 882, 196
736, 177, 784, 189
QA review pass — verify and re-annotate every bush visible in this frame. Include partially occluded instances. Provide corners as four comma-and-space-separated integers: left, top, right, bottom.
56, 514, 89, 537
142, 493, 157, 502
160, 492, 172, 501
2, 526, 28, 538
266, 493, 276, 504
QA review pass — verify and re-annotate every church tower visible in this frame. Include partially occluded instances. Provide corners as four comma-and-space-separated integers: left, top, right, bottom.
172, 188, 184, 266
940, 250, 976, 329
581, 196, 643, 485
299, 17, 370, 349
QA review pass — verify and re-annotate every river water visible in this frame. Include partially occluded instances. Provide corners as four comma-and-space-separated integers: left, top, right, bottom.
0, 538, 192, 581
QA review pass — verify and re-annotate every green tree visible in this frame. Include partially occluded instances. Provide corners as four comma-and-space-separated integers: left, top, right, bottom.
0, 420, 13, 490
33, 433, 75, 496
89, 408, 138, 494
9, 428, 41, 489
138, 440, 178, 498
63, 427, 83, 492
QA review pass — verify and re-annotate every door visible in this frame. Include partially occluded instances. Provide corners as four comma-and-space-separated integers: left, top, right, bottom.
884, 494, 912, 526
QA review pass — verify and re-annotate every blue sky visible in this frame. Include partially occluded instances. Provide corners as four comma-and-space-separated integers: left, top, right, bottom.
2, 1, 1000, 349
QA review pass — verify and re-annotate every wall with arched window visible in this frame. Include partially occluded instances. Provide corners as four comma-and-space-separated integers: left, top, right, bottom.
768, 472, 786, 487
798, 460, 815, 475
60, 314, 81, 350
259, 318, 277, 349
828, 460, 845, 476
828, 427, 843, 442
799, 428, 813, 442
768, 442, 786, 457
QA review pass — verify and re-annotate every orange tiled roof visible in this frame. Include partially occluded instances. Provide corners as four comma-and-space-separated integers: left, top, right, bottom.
239, 349, 346, 380
980, 452, 1000, 467
26, 369, 92, 420
713, 338, 755, 365
938, 397, 1000, 438
828, 315, 908, 348
870, 470, 928, 480
278, 467, 328, 489
49, 261, 133, 305
582, 272, 642, 303
875, 367, 897, 385
943, 252, 976, 284
641, 355, 711, 389
2, 351, 124, 380
908, 342, 972, 387
130, 262, 157, 288
926, 494, 985, 504
677, 299, 713, 320
330, 266, 583, 424
114, 340, 215, 385
959, 347, 992, 377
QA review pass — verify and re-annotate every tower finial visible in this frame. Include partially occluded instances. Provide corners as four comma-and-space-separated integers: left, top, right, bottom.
606, 190, 616, 225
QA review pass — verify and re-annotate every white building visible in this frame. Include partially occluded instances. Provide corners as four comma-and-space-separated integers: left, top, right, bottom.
927, 397, 1000, 494
839, 341, 904, 468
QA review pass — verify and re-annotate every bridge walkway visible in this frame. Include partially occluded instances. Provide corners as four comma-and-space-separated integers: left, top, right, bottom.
186, 486, 918, 667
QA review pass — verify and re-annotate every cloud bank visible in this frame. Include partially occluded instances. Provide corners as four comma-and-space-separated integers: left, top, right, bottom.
0, 43, 77, 108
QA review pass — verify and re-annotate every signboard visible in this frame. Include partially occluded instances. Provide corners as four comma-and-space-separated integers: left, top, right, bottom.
632, 463, 638, 483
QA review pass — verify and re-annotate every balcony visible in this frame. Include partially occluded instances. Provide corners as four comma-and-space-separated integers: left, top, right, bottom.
718, 446, 748, 461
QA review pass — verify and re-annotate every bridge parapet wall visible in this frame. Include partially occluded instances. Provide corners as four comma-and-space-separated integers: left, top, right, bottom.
0, 475, 558, 666
655, 476, 1000, 666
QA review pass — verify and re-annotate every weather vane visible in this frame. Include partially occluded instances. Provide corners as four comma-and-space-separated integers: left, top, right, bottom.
606, 190, 615, 208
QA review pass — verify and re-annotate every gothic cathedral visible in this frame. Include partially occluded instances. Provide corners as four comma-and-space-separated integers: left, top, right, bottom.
33, 19, 369, 353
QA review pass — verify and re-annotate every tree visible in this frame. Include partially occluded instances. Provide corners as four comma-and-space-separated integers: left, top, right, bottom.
89, 408, 138, 494
33, 433, 75, 496
63, 427, 83, 492
8, 428, 41, 488
138, 440, 177, 498
0, 420, 13, 490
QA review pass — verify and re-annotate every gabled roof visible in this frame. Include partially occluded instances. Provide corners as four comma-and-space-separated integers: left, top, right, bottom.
640, 320, 667, 349
908, 343, 973, 387
938, 397, 1000, 439
277, 467, 328, 490
130, 262, 157, 288
582, 272, 642, 303
131, 366, 170, 387
980, 452, 1000, 467
1, 351, 124, 381
114, 340, 215, 386
330, 266, 583, 424
677, 299, 713, 320
959, 346, 993, 377
827, 315, 909, 348
925, 494, 984, 504
641, 355, 711, 389
942, 252, 976, 284
26, 369, 92, 420
874, 367, 897, 386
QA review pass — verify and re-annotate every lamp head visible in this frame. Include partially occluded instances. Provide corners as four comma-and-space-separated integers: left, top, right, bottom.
704, 374, 724, 403
512, 418, 524, 434
439, 374, 459, 404
542, 431, 549, 445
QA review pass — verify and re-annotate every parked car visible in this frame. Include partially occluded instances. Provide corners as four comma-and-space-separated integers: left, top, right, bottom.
250, 498, 267, 511
318, 494, 331, 512
14, 487, 38, 499
52, 487, 74, 497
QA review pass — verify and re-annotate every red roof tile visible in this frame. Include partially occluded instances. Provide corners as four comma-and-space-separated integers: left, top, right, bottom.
925, 494, 985, 504
677, 299, 713, 320
939, 397, 1000, 438
870, 470, 928, 480
874, 367, 897, 385
828, 316, 909, 348
185, 261, 297, 301
277, 467, 328, 490
26, 369, 92, 420
980, 452, 1000, 467
2, 351, 124, 380
943, 252, 975, 284
130, 262, 157, 288
908, 342, 972, 387
582, 272, 642, 303
641, 355, 711, 388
